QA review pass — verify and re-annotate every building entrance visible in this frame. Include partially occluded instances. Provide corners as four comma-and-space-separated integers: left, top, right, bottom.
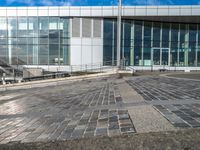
151, 48, 170, 66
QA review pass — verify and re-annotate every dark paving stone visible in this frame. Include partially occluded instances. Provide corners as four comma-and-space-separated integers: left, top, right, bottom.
121, 127, 135, 133
96, 128, 107, 136
173, 123, 190, 128
128, 76, 200, 129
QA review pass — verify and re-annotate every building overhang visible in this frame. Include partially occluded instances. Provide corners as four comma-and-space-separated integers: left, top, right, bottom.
1, 5, 200, 23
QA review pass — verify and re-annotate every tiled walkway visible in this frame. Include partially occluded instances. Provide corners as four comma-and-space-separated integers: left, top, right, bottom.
127, 76, 200, 128
0, 77, 135, 144
1, 75, 200, 144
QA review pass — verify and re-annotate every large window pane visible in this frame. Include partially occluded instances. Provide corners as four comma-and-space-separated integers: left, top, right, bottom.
171, 24, 179, 66
18, 17, 28, 37
198, 24, 200, 66
28, 17, 38, 37
134, 21, 142, 66
188, 24, 197, 66
38, 45, 48, 65
59, 18, 70, 38
0, 45, 8, 63
123, 20, 131, 66
0, 17, 7, 38
143, 21, 151, 65
162, 23, 170, 48
179, 24, 186, 66
153, 22, 161, 47
103, 19, 117, 65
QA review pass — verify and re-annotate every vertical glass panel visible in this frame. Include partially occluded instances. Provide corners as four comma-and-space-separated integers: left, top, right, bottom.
153, 48, 160, 65
0, 17, 7, 38
11, 45, 18, 65
28, 44, 38, 65
49, 17, 59, 44
11, 44, 27, 65
162, 23, 170, 48
103, 19, 115, 65
153, 22, 161, 47
38, 44, 48, 65
143, 21, 151, 66
134, 21, 142, 66
60, 17, 70, 38
39, 17, 49, 38
0, 45, 8, 63
49, 44, 59, 65
188, 24, 197, 66
162, 48, 169, 65
171, 23, 179, 66
17, 44, 27, 64
123, 20, 131, 66
18, 17, 28, 37
198, 25, 200, 66
8, 17, 17, 38
60, 45, 69, 65
179, 24, 186, 66
28, 17, 39, 38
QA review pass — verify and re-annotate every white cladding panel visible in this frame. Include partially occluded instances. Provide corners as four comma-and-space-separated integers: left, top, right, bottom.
1, 6, 200, 17
91, 7, 102, 16
70, 44, 82, 65
82, 45, 92, 65
123, 8, 135, 16
135, 8, 146, 16
158, 8, 169, 16
70, 37, 103, 66
147, 8, 158, 16
49, 8, 59, 16
7, 8, 17, 16
92, 39, 103, 64
70, 7, 81, 16
80, 7, 91, 16
17, 8, 27, 16
180, 8, 192, 15
38, 8, 48, 16
28, 8, 38, 16
59, 8, 70, 16
0, 8, 6, 16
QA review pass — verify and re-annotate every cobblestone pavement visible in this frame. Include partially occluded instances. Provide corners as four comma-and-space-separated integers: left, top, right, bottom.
127, 76, 200, 128
0, 76, 135, 144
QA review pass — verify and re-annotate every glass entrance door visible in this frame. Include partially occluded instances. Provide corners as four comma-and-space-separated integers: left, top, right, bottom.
152, 48, 161, 65
152, 48, 170, 66
162, 48, 169, 65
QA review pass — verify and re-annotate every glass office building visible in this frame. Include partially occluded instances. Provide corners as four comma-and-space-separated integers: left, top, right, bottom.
0, 6, 200, 70
0, 17, 70, 65
103, 19, 200, 67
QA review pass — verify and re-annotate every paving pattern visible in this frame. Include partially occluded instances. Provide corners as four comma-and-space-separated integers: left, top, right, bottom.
127, 76, 200, 128
0, 76, 135, 144
1, 74, 200, 144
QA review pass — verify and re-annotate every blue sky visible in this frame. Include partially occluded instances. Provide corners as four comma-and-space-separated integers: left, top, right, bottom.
0, 0, 200, 7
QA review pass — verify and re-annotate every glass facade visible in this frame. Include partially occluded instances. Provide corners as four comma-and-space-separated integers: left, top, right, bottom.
0, 17, 70, 65
103, 19, 200, 67
103, 19, 117, 65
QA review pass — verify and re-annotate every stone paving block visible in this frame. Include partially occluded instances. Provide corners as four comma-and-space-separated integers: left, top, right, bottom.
96, 128, 107, 136
5, 75, 200, 144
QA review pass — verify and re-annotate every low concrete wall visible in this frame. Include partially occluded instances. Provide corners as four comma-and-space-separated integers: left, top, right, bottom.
0, 71, 118, 92
23, 68, 43, 78
1, 129, 200, 150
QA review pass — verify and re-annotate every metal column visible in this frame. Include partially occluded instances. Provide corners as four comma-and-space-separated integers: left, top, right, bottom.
117, 0, 122, 67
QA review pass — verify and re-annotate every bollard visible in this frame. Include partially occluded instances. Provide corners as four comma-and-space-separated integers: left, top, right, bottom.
2, 73, 6, 85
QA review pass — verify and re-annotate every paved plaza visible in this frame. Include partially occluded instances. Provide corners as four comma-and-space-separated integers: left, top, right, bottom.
0, 74, 200, 144
128, 75, 200, 128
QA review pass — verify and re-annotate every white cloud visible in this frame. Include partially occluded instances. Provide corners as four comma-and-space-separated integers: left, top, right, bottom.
6, 0, 35, 5
124, 0, 174, 5
6, 0, 75, 6
39, 0, 75, 6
